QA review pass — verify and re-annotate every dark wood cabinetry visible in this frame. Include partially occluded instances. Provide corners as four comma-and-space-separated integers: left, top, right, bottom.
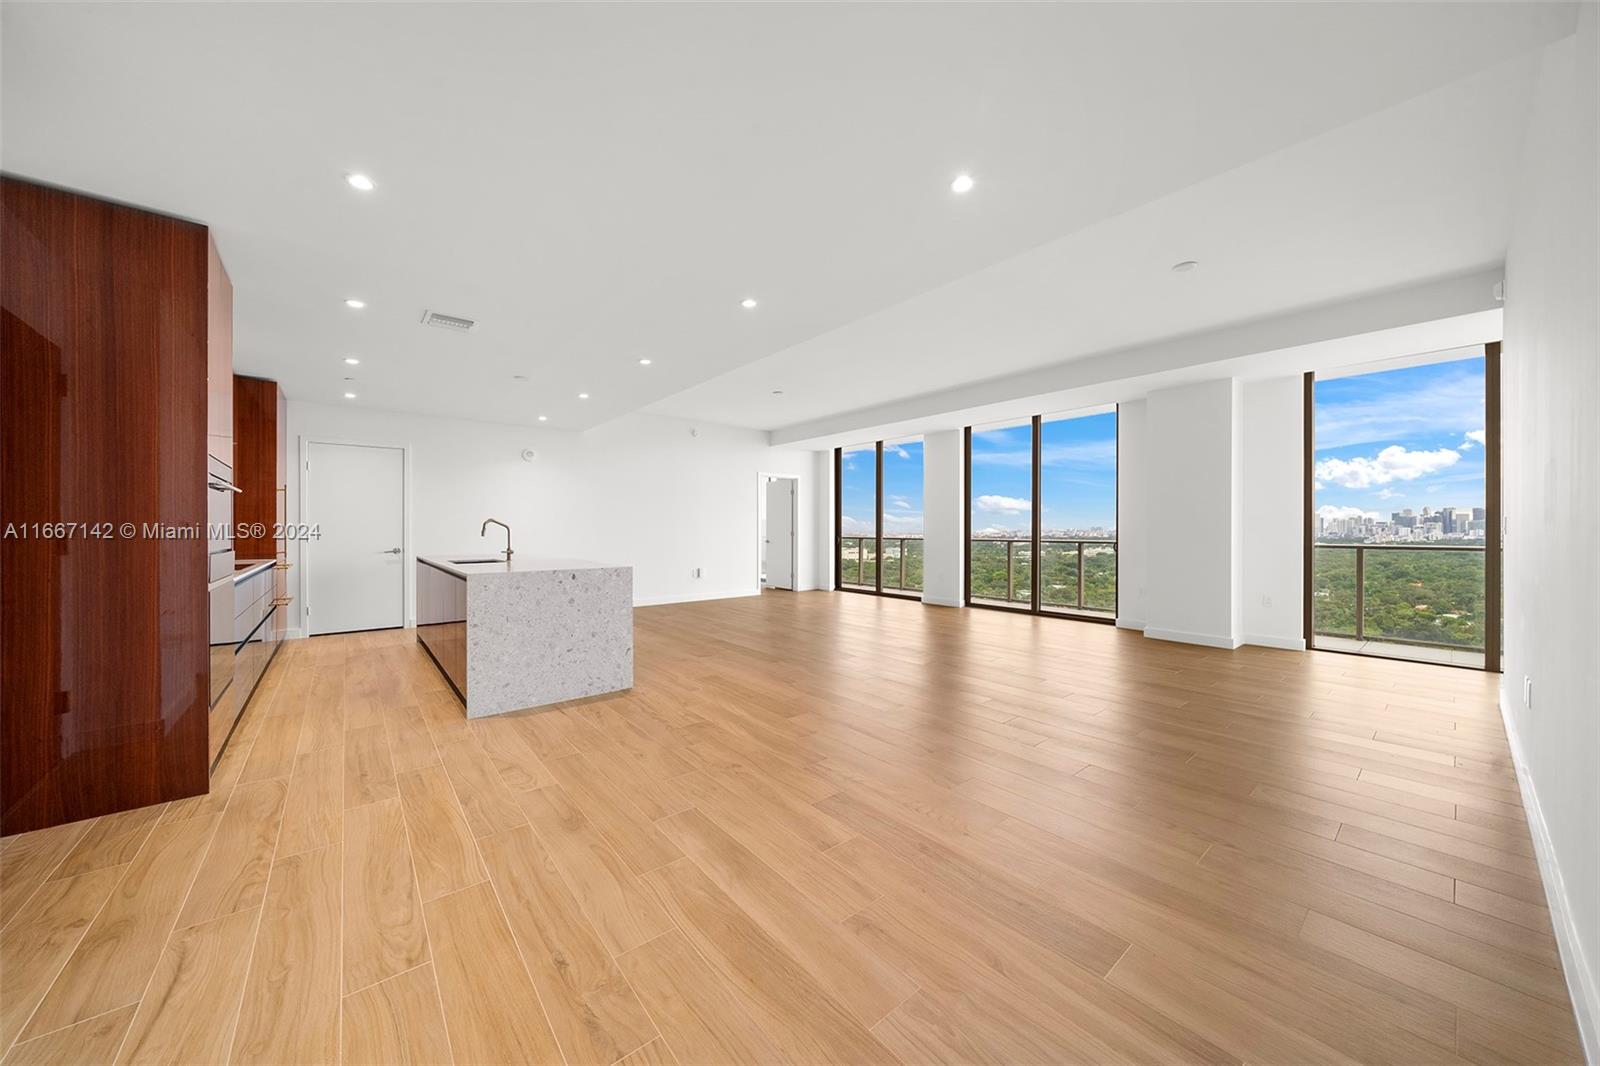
233, 375, 281, 561
1, 177, 212, 834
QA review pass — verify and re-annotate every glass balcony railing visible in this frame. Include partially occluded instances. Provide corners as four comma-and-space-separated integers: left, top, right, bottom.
1312, 544, 1485, 651
838, 536, 923, 593
969, 538, 1116, 615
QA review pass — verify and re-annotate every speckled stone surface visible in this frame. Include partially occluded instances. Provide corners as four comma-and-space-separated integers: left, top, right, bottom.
444, 561, 633, 717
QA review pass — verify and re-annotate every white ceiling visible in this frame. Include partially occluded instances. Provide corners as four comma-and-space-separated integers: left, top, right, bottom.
1, 3, 1577, 433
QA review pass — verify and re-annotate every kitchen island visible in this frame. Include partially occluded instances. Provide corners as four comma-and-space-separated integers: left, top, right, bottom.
415, 555, 633, 717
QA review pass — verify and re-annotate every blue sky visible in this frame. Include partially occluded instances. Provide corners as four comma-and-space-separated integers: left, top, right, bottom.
970, 410, 1118, 534
840, 441, 925, 536
1313, 356, 1486, 521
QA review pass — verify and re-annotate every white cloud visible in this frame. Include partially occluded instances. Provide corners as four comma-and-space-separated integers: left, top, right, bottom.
888, 495, 913, 510
887, 444, 912, 459
883, 512, 924, 531
1314, 366, 1484, 448
1375, 488, 1401, 500
1317, 505, 1381, 522
975, 494, 1031, 515
1460, 428, 1486, 449
1314, 445, 1460, 488
839, 515, 872, 535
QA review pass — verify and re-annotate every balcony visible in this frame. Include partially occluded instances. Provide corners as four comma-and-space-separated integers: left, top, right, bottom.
1312, 543, 1486, 668
839, 536, 923, 595
969, 538, 1116, 617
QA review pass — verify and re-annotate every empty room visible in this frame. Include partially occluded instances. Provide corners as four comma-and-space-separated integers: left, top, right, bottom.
1, 2, 1595, 1064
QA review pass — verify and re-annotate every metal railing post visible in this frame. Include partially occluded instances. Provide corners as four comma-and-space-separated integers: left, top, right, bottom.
1076, 541, 1085, 608
1354, 546, 1365, 642
1006, 541, 1015, 602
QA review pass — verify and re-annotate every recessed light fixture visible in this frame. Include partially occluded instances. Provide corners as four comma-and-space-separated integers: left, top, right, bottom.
512, 374, 528, 381
345, 173, 376, 192
1171, 260, 1199, 273
740, 298, 758, 310
771, 389, 784, 396
343, 392, 357, 399
345, 298, 366, 309
950, 173, 975, 194
344, 357, 361, 365
537, 415, 548, 422
638, 358, 653, 366
578, 392, 590, 399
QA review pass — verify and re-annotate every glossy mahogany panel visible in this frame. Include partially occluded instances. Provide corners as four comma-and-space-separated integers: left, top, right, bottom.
233, 375, 280, 560
1, 177, 210, 834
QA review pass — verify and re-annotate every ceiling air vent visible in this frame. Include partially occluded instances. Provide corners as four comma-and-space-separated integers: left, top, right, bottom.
420, 309, 477, 332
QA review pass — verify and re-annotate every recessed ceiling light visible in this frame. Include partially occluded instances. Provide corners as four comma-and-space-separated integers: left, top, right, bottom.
345, 298, 366, 309
638, 358, 653, 366
512, 374, 528, 381
344, 357, 361, 365
537, 415, 548, 422
345, 173, 375, 192
578, 392, 590, 399
1171, 260, 1199, 273
740, 298, 758, 310
950, 173, 975, 194
343, 392, 357, 399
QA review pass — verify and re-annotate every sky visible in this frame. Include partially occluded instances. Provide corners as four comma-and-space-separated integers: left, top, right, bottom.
969, 411, 1118, 535
839, 439, 924, 536
1313, 355, 1486, 523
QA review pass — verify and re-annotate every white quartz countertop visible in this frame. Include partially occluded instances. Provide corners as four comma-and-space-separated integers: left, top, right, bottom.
417, 554, 625, 579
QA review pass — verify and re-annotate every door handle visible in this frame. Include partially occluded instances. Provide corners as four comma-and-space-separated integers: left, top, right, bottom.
383, 547, 403, 554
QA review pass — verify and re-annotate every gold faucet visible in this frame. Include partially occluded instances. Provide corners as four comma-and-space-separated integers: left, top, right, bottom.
480, 518, 513, 560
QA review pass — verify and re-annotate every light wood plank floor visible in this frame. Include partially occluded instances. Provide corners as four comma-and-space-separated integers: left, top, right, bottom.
1, 591, 1581, 1064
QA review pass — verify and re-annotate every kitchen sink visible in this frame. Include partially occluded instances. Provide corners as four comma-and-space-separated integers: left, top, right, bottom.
449, 556, 506, 564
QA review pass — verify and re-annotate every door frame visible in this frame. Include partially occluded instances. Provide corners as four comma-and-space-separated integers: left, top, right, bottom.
299, 436, 413, 635
1302, 343, 1501, 671
757, 472, 799, 591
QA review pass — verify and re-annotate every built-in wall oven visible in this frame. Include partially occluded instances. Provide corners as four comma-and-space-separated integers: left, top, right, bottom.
207, 454, 240, 709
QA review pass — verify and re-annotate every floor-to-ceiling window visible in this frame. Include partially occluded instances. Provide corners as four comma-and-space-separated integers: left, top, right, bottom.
1307, 345, 1499, 669
966, 409, 1117, 620
835, 437, 923, 596
836, 443, 877, 591
880, 438, 924, 597
967, 419, 1035, 609
1039, 409, 1118, 618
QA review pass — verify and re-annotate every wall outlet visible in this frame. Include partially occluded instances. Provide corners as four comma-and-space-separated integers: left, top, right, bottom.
691, 567, 702, 579
1522, 675, 1533, 710
1261, 594, 1272, 608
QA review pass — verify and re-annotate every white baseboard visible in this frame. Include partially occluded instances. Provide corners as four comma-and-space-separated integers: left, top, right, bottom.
1115, 618, 1146, 632
633, 588, 761, 608
1498, 699, 1600, 1063
1242, 633, 1306, 651
1142, 626, 1242, 650
920, 595, 963, 608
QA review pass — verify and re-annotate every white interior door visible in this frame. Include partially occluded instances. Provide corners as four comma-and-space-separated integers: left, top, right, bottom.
305, 441, 405, 635
764, 478, 795, 590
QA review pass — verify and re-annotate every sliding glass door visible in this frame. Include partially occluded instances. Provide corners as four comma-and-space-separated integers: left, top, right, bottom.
965, 408, 1117, 620
835, 437, 924, 597
1306, 345, 1499, 669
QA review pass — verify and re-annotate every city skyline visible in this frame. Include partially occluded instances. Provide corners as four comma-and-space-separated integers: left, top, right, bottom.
1314, 355, 1487, 530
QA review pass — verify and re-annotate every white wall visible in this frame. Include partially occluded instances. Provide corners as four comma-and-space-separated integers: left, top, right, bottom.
1115, 399, 1149, 629
284, 403, 823, 633
1501, 9, 1600, 1058
921, 429, 964, 607
1240, 376, 1306, 648
1143, 379, 1242, 647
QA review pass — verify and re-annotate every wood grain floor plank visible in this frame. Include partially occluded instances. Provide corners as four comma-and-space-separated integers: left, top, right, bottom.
341, 963, 452, 1066
437, 736, 529, 838
423, 881, 564, 1065
397, 766, 486, 902
1, 1004, 136, 1066
615, 930, 790, 1066
342, 798, 428, 995
0, 821, 93, 930
0, 865, 127, 1050
276, 744, 344, 859
479, 824, 658, 1065
230, 845, 341, 1065
344, 723, 398, 810
113, 907, 259, 1065
19, 813, 219, 1041
174, 777, 287, 929
516, 785, 675, 956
